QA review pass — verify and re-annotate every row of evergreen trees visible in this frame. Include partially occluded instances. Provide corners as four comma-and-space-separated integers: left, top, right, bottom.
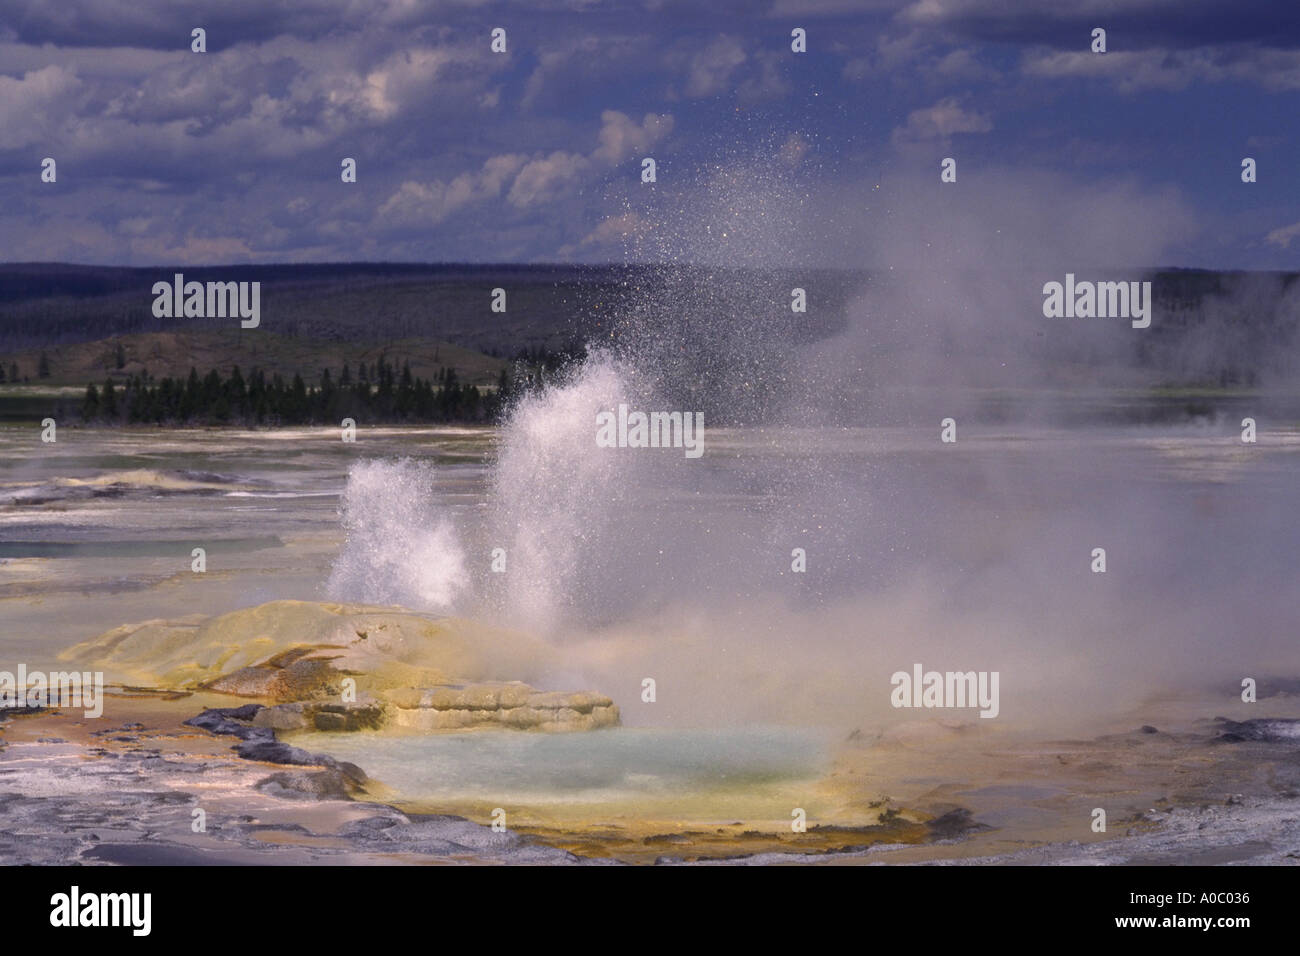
79, 358, 513, 425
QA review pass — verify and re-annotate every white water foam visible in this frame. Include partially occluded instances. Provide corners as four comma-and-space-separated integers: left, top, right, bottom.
326, 458, 467, 609
487, 352, 661, 631
326, 351, 677, 629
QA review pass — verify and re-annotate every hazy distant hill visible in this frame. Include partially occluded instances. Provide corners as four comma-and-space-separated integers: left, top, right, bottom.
0, 262, 862, 356
0, 262, 599, 355
1, 263, 1299, 400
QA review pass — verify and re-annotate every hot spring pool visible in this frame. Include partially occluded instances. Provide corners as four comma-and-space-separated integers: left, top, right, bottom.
288, 725, 833, 810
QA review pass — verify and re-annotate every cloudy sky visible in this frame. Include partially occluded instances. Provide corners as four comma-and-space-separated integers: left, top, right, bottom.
2, 0, 1298, 269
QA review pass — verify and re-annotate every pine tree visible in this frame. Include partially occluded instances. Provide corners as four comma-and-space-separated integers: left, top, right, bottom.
101, 377, 117, 418
495, 368, 510, 413
181, 367, 200, 420
82, 383, 99, 420
228, 366, 247, 416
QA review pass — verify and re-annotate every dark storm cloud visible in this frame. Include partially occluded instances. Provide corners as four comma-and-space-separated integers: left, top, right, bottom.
0, 0, 363, 48
891, 0, 1300, 50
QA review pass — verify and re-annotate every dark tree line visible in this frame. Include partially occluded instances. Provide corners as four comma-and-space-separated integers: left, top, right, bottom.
78, 357, 509, 425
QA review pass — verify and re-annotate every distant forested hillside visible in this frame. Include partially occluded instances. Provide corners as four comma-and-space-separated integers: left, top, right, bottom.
0, 262, 862, 356
1, 263, 1299, 414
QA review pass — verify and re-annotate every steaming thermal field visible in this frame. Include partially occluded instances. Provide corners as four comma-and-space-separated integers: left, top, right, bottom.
4, 219, 1300, 862
4, 361, 1300, 862
7, 404, 1294, 728
322, 359, 1300, 733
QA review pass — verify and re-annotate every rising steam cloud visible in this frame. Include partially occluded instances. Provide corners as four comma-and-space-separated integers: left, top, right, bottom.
327, 150, 1300, 731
